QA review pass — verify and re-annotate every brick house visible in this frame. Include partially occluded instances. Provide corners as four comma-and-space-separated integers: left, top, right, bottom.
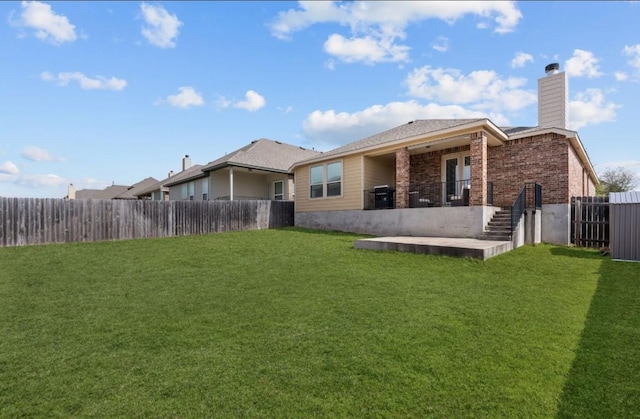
291, 64, 598, 245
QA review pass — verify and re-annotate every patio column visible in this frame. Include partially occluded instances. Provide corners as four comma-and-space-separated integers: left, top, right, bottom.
395, 147, 410, 209
229, 167, 234, 201
470, 131, 487, 206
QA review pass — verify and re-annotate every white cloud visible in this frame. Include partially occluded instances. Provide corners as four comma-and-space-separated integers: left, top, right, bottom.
565, 49, 603, 78
140, 3, 182, 48
623, 44, 640, 75
405, 66, 536, 113
234, 90, 266, 112
12, 1, 76, 45
569, 88, 619, 130
269, 1, 521, 64
323, 33, 409, 64
21, 146, 64, 162
159, 86, 205, 109
0, 161, 19, 175
217, 90, 266, 112
511, 52, 533, 68
302, 100, 501, 147
41, 71, 127, 91
615, 72, 628, 81
431, 36, 449, 53
15, 173, 67, 188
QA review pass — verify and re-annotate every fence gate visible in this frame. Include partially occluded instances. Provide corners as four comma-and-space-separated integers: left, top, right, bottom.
571, 196, 609, 248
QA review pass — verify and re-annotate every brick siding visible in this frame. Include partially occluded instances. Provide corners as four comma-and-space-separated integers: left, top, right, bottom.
408, 132, 586, 208
487, 132, 570, 207
395, 147, 410, 208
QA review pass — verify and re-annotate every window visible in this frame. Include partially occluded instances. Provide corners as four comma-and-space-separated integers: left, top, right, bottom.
274, 180, 284, 200
181, 181, 196, 200
309, 161, 342, 199
202, 179, 209, 200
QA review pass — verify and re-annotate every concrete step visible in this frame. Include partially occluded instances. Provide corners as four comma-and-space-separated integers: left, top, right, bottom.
478, 233, 511, 241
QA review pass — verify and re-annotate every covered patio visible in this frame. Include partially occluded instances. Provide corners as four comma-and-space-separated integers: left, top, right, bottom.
360, 121, 506, 211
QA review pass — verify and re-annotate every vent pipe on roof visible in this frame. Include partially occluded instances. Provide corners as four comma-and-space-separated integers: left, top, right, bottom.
182, 155, 191, 171
168, 170, 174, 178
545, 62, 560, 76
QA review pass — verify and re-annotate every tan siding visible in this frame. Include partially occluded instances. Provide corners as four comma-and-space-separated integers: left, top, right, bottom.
364, 156, 395, 190
295, 155, 362, 212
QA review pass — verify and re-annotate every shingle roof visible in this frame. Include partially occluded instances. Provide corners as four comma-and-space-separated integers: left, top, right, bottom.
114, 177, 159, 199
76, 185, 130, 200
162, 164, 206, 187
295, 119, 485, 165
201, 138, 320, 173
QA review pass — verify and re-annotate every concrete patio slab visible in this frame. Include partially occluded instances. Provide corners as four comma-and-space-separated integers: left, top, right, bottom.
353, 236, 513, 260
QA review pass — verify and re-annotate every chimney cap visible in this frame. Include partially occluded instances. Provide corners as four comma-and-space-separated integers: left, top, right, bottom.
545, 63, 560, 74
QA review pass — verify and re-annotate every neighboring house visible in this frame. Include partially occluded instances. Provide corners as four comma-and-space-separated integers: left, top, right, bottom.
291, 63, 598, 246
166, 138, 320, 201
71, 177, 158, 200
135, 155, 202, 201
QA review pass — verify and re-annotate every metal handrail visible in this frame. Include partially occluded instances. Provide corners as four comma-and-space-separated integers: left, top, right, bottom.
511, 183, 542, 233
363, 180, 495, 209
511, 186, 526, 233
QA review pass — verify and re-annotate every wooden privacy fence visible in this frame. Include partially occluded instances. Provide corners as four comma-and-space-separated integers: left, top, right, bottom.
571, 196, 609, 248
0, 198, 294, 247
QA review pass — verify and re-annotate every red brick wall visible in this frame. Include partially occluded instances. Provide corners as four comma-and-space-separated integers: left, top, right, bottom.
409, 145, 470, 185
408, 133, 587, 207
395, 147, 410, 208
488, 132, 570, 207
470, 131, 487, 206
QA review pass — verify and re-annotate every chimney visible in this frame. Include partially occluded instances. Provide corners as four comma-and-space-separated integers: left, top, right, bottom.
182, 155, 191, 171
538, 63, 568, 129
167, 170, 174, 178
67, 183, 76, 200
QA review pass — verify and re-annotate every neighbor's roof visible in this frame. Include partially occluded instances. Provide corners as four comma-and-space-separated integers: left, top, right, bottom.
162, 164, 206, 188
201, 138, 320, 174
114, 177, 159, 199
76, 184, 130, 199
610, 191, 640, 204
292, 119, 505, 168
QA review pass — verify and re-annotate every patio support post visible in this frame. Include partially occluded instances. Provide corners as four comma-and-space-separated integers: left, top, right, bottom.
470, 131, 487, 206
229, 167, 234, 201
395, 147, 410, 209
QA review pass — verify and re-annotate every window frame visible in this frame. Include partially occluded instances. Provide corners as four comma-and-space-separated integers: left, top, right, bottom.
273, 180, 284, 200
309, 160, 343, 199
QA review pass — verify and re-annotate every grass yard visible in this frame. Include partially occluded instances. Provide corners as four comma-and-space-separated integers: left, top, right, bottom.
1, 228, 639, 418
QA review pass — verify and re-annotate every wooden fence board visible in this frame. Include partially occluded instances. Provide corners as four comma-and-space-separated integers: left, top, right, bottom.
571, 196, 610, 248
0, 198, 294, 247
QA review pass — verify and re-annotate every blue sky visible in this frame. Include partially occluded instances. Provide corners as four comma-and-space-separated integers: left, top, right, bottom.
1, 1, 639, 198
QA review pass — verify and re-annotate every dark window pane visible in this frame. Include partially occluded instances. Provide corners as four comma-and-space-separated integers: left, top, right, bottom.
310, 184, 323, 198
327, 182, 341, 197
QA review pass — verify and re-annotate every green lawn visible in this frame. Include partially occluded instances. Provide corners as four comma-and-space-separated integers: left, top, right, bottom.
1, 228, 639, 418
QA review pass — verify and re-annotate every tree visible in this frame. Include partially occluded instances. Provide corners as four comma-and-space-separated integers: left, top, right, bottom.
596, 166, 639, 196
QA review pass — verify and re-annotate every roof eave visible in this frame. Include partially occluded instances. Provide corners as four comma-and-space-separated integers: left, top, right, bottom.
203, 162, 291, 175
291, 119, 507, 169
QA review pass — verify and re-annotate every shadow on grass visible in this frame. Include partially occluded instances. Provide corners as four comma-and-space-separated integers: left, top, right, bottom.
555, 257, 640, 418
